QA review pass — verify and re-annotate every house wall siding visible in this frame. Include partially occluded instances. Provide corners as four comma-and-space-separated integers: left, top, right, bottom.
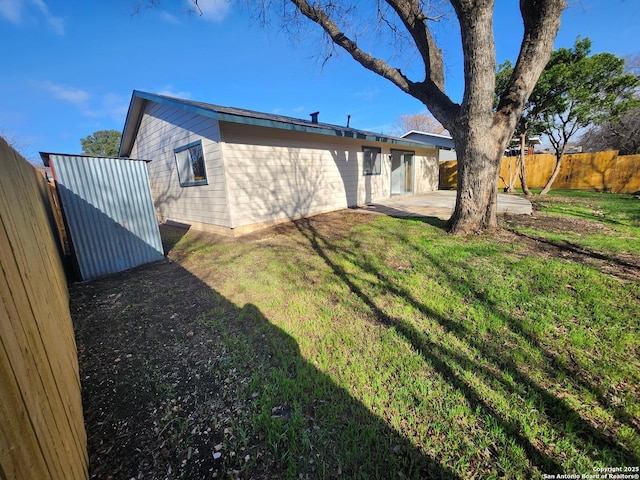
414, 154, 440, 194
219, 123, 438, 229
130, 98, 439, 234
131, 102, 231, 227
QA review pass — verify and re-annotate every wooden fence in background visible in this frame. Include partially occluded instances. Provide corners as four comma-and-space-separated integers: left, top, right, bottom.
440, 150, 640, 193
0, 137, 88, 479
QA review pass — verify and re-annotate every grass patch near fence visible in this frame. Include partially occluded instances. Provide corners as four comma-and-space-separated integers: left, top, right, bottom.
74, 192, 639, 479
507, 190, 640, 256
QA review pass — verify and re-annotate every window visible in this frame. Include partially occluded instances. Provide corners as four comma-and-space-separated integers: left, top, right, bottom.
362, 146, 382, 175
174, 141, 207, 187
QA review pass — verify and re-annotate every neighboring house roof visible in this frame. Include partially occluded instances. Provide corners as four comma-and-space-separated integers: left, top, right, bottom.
119, 90, 435, 157
401, 130, 455, 150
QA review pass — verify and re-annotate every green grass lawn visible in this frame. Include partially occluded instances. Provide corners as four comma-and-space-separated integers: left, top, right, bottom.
166, 191, 639, 479
513, 190, 640, 256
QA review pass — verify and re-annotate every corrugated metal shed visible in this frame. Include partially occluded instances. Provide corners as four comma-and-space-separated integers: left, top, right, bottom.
40, 153, 163, 280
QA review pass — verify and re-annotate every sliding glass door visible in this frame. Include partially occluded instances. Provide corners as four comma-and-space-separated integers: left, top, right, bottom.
391, 150, 414, 195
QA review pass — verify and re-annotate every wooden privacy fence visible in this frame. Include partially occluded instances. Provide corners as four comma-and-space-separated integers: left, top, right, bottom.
440, 150, 640, 193
0, 137, 88, 479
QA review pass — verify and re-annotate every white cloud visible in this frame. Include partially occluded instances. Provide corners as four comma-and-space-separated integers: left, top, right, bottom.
353, 87, 381, 101
187, 0, 231, 22
0, 0, 64, 34
39, 81, 90, 107
101, 93, 130, 122
0, 0, 22, 23
157, 86, 191, 99
67, 92, 129, 123
31, 0, 64, 34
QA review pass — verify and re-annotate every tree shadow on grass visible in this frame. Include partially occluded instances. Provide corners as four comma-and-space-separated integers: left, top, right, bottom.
352, 206, 450, 231
509, 228, 640, 271
417, 252, 640, 446
393, 215, 640, 434
70, 258, 457, 479
292, 216, 639, 476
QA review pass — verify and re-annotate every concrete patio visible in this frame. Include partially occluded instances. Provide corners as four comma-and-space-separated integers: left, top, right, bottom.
357, 190, 532, 219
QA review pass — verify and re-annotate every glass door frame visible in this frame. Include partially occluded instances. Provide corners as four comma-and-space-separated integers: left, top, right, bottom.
390, 149, 415, 195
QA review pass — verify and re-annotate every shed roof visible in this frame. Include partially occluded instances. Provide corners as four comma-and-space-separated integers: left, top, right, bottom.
39, 151, 150, 168
119, 90, 435, 157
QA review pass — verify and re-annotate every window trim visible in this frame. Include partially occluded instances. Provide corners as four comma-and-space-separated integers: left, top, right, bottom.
174, 140, 208, 187
362, 146, 382, 176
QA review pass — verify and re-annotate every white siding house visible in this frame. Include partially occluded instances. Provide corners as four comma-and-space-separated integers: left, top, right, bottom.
120, 91, 439, 235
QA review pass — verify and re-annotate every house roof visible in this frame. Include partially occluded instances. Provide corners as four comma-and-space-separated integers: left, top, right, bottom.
401, 130, 455, 150
119, 90, 435, 157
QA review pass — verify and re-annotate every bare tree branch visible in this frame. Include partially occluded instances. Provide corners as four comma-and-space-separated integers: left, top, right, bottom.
288, 0, 457, 127
384, 0, 445, 90
391, 112, 447, 135
495, 0, 566, 134
133, 0, 202, 16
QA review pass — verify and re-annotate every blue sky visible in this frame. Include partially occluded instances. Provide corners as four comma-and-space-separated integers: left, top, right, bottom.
1, 0, 638, 165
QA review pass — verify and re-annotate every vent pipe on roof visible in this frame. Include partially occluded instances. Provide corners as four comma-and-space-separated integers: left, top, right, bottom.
347, 115, 351, 128
310, 111, 319, 124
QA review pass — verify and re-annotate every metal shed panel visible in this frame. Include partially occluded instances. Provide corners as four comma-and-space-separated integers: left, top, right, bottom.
49, 154, 163, 280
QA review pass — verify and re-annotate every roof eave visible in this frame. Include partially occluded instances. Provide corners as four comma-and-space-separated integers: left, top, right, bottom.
217, 113, 434, 147
120, 90, 438, 154
119, 91, 146, 157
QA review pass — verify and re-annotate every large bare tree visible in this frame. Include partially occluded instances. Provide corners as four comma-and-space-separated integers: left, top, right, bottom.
391, 113, 447, 136
138, 0, 565, 233
581, 106, 640, 156
285, 0, 565, 234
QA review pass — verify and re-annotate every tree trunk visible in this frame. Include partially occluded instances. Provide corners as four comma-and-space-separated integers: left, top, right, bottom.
448, 136, 503, 235
519, 133, 532, 195
504, 156, 517, 193
283, 0, 565, 233
520, 155, 532, 195
539, 150, 563, 195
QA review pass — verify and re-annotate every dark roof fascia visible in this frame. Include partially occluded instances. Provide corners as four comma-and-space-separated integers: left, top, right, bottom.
40, 151, 151, 167
215, 112, 436, 147
120, 90, 436, 154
